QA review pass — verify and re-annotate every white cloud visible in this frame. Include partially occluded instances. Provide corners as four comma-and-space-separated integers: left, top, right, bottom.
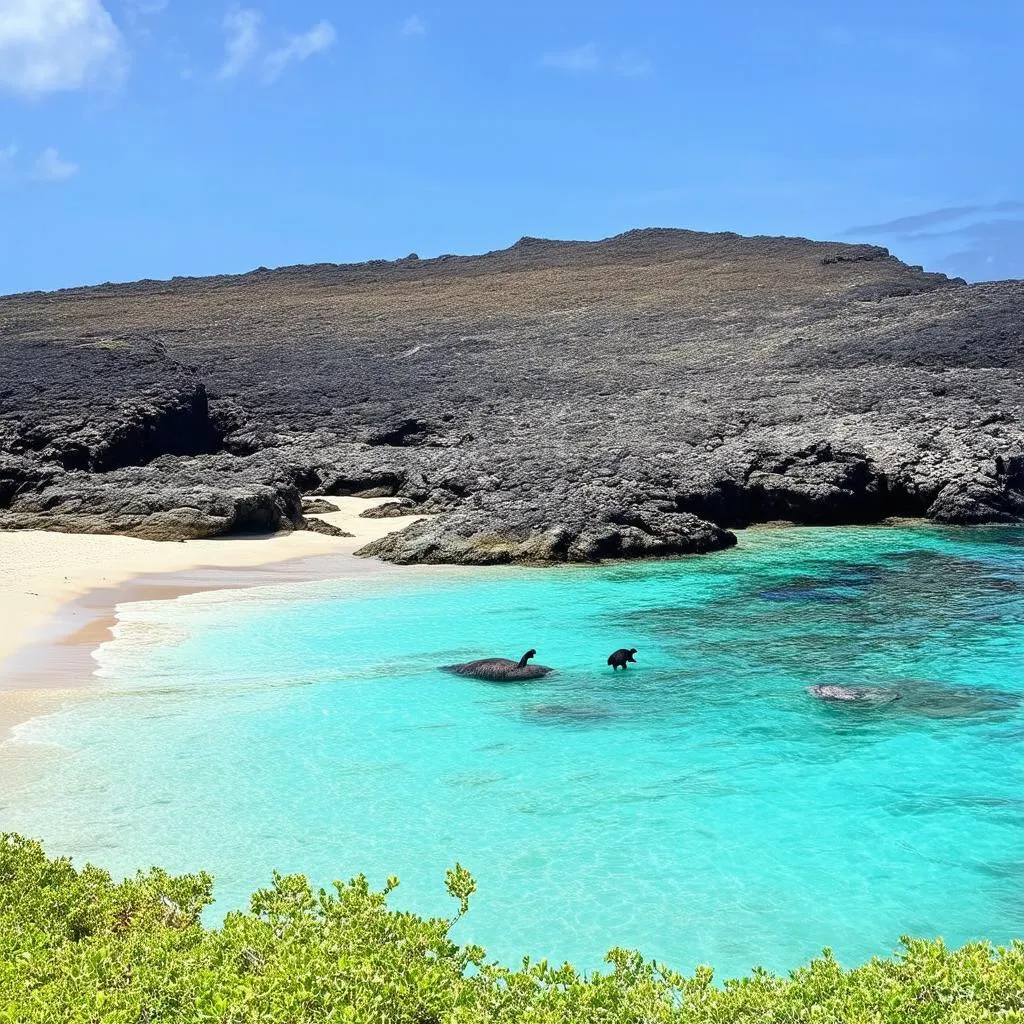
33, 145, 77, 181
401, 15, 424, 37
218, 6, 261, 79
0, 0, 127, 97
0, 143, 78, 184
541, 43, 652, 77
541, 42, 599, 73
263, 19, 335, 81
615, 53, 653, 77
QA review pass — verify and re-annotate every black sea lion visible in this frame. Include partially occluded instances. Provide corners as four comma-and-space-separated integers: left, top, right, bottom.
442, 649, 552, 682
608, 648, 638, 670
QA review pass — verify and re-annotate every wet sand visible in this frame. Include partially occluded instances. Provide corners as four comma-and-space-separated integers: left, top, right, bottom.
0, 499, 423, 739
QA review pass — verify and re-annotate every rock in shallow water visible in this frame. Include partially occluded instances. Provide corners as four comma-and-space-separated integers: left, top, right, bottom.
809, 681, 1021, 718
809, 684, 900, 704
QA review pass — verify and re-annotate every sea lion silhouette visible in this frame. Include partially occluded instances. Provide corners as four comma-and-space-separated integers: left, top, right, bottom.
608, 648, 638, 670
442, 649, 552, 682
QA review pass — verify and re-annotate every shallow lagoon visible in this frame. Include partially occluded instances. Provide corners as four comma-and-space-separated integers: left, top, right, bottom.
4, 525, 1024, 977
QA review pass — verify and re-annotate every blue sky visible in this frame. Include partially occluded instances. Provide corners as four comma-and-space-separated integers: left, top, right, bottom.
1, 0, 1021, 293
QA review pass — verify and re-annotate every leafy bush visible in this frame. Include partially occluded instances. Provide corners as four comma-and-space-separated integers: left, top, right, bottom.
2, 833, 1022, 1022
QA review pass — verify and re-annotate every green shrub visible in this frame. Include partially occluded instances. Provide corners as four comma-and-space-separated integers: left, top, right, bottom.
1, 833, 1022, 1022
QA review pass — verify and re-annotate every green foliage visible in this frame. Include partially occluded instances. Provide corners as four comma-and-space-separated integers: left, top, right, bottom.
2, 833, 1022, 1023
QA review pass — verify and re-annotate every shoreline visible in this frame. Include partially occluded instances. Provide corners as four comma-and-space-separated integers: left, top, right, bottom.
0, 514, 977, 743
0, 498, 425, 740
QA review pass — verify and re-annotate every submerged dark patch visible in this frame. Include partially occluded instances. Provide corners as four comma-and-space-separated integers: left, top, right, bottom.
524, 703, 616, 726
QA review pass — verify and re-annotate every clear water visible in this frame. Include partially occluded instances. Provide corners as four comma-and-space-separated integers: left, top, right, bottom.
4, 526, 1024, 978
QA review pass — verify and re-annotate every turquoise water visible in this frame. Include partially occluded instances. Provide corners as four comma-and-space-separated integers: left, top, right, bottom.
3, 526, 1024, 977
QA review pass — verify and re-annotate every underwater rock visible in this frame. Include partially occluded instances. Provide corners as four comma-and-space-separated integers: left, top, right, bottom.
893, 683, 1021, 719
808, 684, 900, 704
525, 703, 615, 724
809, 681, 1021, 718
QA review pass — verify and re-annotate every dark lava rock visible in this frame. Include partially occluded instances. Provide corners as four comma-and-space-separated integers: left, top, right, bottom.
359, 499, 416, 518
302, 497, 341, 514
2, 228, 1023, 561
357, 506, 735, 565
302, 516, 354, 538
1, 338, 224, 472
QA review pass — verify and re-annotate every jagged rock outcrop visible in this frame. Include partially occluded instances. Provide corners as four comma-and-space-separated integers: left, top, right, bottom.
359, 505, 734, 565
1, 228, 1022, 561
1, 338, 224, 472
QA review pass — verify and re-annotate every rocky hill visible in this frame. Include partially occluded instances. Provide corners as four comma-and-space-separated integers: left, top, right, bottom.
2, 228, 1022, 563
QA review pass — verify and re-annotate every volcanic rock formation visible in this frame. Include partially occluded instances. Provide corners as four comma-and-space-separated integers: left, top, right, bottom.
2, 228, 1022, 561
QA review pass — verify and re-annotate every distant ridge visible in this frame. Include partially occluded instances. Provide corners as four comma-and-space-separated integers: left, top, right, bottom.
6, 226, 957, 300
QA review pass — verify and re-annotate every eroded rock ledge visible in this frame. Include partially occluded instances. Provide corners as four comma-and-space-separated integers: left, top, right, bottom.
2, 228, 1022, 561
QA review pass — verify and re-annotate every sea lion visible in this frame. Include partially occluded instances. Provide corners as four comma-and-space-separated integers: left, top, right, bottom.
608, 648, 638, 670
441, 649, 552, 682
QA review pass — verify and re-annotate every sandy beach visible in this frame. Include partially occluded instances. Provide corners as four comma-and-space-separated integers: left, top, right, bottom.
0, 499, 423, 737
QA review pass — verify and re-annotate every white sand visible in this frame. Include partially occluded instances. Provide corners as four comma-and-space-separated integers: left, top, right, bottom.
0, 498, 423, 665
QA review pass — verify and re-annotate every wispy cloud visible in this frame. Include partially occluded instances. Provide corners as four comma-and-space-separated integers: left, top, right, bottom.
542, 42, 600, 73
880, 33, 964, 70
218, 7, 262, 79
218, 10, 336, 83
1, 144, 79, 185
846, 202, 1024, 238
615, 53, 653, 77
33, 146, 78, 182
0, 0, 127, 97
846, 202, 1024, 283
263, 19, 336, 81
122, 0, 168, 25
936, 219, 1024, 282
820, 24, 964, 70
401, 15, 425, 37
541, 43, 653, 77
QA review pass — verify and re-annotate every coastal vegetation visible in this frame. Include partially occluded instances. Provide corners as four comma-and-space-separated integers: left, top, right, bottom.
3, 834, 1022, 1023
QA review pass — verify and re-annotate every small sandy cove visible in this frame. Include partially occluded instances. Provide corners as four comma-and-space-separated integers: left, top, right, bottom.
0, 499, 423, 738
